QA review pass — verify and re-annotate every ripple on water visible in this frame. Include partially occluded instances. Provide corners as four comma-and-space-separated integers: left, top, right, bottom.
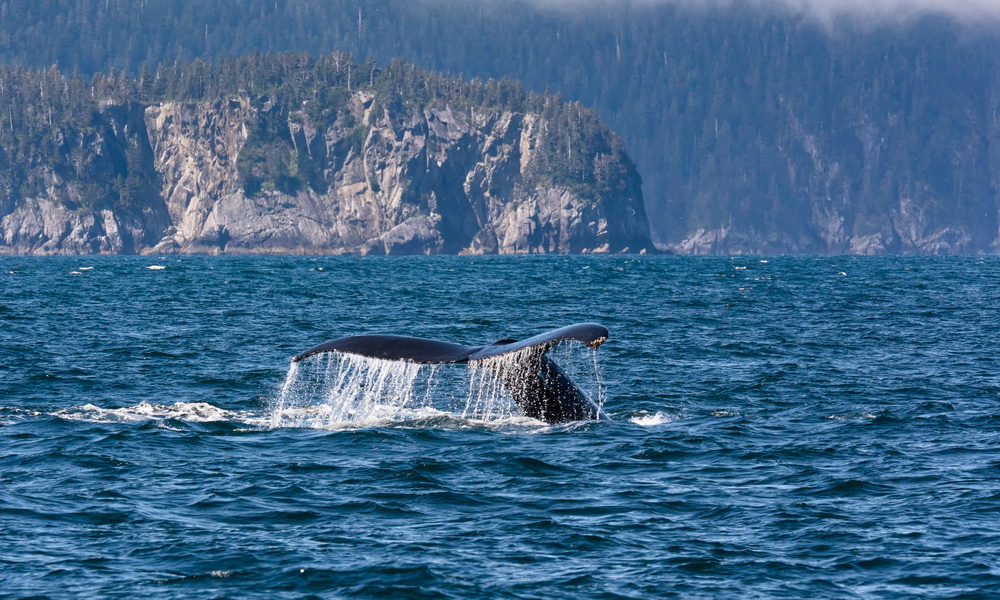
2, 255, 1000, 599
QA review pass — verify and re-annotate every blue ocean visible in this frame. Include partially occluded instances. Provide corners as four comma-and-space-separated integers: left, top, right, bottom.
2, 255, 999, 599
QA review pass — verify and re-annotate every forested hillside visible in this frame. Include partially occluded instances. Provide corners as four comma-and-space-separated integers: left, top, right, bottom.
0, 53, 653, 255
0, 54, 634, 214
1, 0, 1000, 252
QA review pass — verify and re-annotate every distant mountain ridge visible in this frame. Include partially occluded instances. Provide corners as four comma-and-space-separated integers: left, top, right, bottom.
2, 0, 1000, 253
0, 54, 654, 255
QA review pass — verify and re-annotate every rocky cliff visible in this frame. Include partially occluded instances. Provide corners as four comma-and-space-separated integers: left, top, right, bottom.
659, 106, 997, 256
0, 58, 654, 256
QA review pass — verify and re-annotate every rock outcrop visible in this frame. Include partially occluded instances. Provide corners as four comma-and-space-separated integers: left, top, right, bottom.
658, 97, 996, 256
0, 91, 655, 256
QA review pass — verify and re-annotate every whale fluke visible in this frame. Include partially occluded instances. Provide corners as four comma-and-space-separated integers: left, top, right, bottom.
293, 334, 474, 364
292, 323, 610, 424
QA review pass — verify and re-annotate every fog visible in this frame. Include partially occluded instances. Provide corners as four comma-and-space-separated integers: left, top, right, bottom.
762, 0, 1000, 19
530, 0, 1000, 21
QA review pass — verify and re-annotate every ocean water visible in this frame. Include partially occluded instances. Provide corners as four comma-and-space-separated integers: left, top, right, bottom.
2, 255, 999, 599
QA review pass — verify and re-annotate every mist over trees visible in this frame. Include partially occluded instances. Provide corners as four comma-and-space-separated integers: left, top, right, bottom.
1, 0, 999, 252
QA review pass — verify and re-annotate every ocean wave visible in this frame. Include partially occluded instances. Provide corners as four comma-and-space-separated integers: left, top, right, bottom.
51, 401, 249, 424
710, 410, 739, 418
827, 413, 877, 420
43, 401, 553, 432
629, 411, 677, 426
0, 406, 43, 425
265, 404, 547, 431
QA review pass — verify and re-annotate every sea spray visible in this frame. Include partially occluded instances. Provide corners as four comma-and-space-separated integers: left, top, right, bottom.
273, 360, 300, 415
589, 345, 607, 409
549, 341, 607, 411
464, 348, 534, 421
318, 353, 423, 422
270, 353, 431, 428
270, 341, 605, 428
464, 341, 607, 420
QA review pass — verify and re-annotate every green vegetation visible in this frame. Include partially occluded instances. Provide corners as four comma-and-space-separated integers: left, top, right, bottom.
0, 52, 633, 210
0, 0, 996, 247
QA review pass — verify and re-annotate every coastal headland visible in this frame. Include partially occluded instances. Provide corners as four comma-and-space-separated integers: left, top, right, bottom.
0, 54, 655, 256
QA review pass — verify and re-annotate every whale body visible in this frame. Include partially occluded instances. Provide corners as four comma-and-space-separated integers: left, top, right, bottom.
293, 323, 610, 424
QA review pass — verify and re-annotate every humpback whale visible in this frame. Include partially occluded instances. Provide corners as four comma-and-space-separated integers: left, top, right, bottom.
293, 323, 610, 424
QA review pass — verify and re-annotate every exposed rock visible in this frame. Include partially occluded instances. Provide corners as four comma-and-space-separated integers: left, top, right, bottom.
664, 219, 807, 255
890, 197, 973, 255
849, 234, 886, 256
0, 92, 655, 256
662, 102, 998, 255
1, 197, 156, 255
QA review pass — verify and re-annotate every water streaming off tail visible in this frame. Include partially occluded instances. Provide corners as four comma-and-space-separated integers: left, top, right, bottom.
270, 341, 606, 428
463, 348, 530, 421
464, 342, 607, 420
270, 353, 436, 428
549, 341, 607, 408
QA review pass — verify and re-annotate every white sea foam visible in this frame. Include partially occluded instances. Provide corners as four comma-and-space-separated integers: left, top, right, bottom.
630, 411, 676, 426
265, 404, 543, 431
827, 413, 877, 420
711, 410, 739, 417
53, 401, 246, 423
0, 406, 41, 426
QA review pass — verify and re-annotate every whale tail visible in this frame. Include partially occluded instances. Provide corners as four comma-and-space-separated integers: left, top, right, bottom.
483, 351, 607, 424
292, 323, 609, 424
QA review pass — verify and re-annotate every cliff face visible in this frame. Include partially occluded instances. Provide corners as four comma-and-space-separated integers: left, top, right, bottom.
0, 90, 654, 256
0, 102, 172, 255
659, 105, 998, 256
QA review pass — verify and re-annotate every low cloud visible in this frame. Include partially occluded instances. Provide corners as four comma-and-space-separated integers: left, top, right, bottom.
769, 0, 1000, 19
533, 0, 1000, 21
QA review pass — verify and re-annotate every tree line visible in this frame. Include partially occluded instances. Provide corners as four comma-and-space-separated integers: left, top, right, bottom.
1, 0, 999, 248
0, 51, 636, 214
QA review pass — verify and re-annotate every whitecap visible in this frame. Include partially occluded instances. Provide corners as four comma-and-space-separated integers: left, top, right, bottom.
263, 404, 546, 432
53, 401, 247, 424
0, 407, 42, 425
711, 410, 739, 417
827, 413, 877, 420
630, 411, 675, 426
